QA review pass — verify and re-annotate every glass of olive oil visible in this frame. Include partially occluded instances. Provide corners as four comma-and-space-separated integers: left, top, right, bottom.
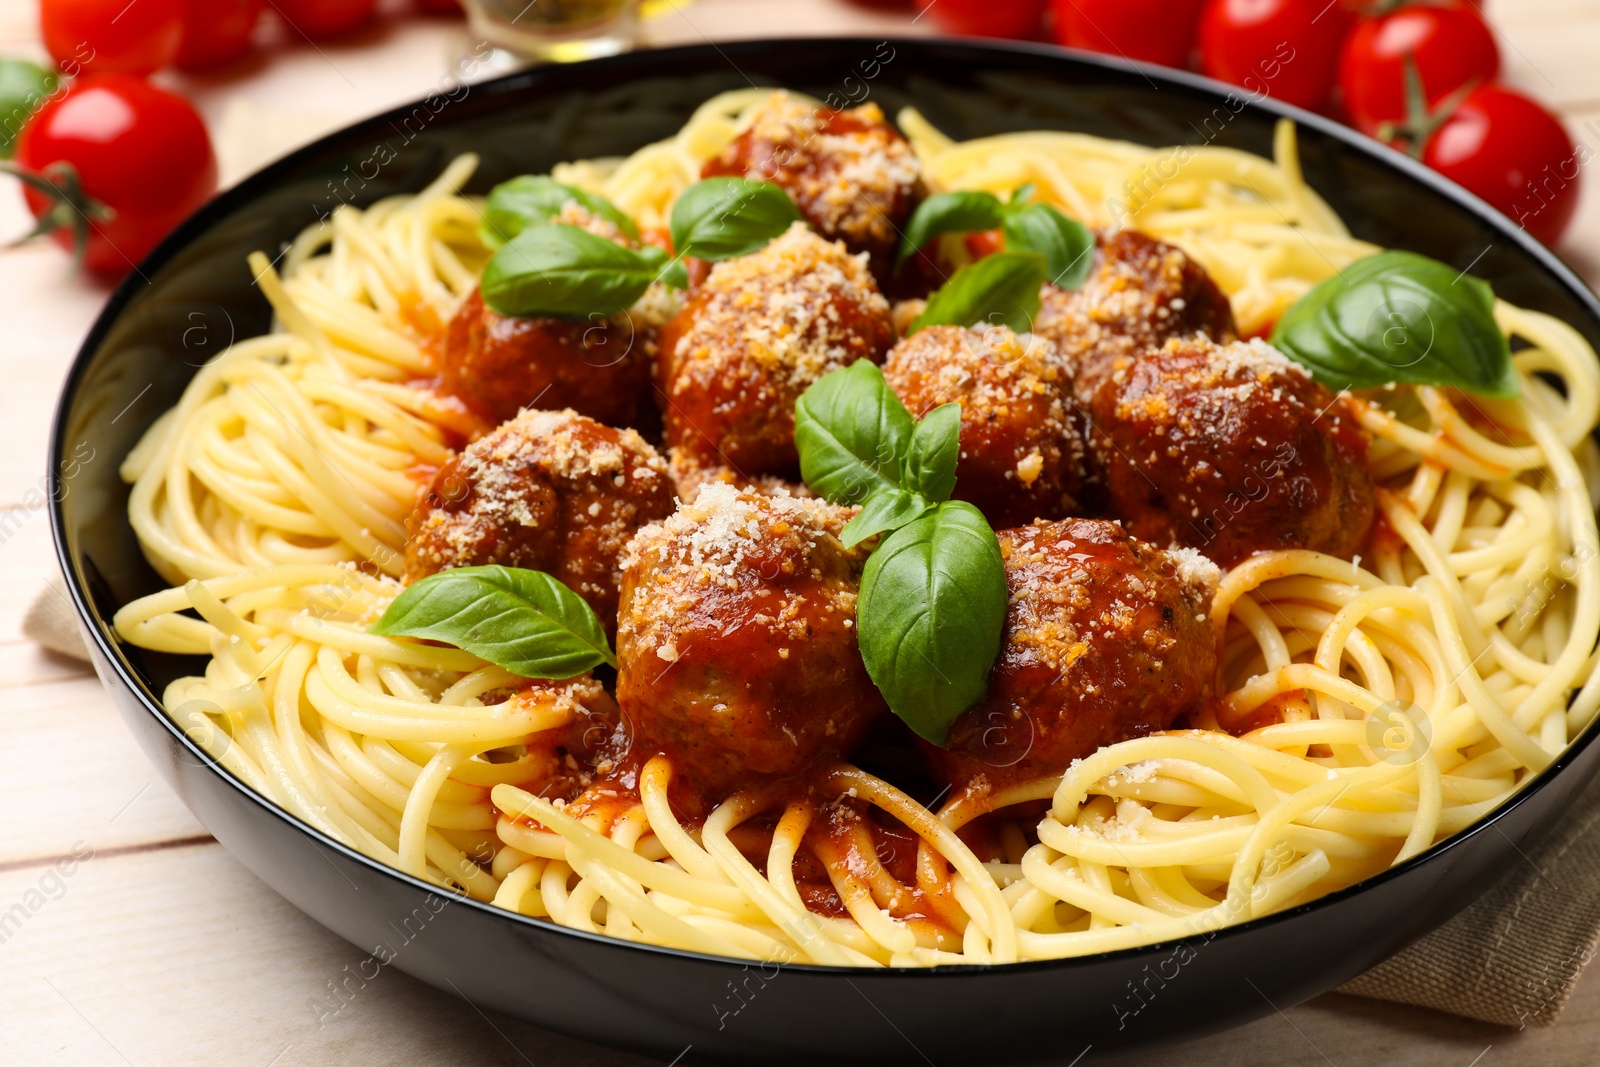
460, 0, 644, 63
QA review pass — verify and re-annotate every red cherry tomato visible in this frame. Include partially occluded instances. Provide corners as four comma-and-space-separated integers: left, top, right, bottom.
1420, 84, 1579, 246
914, 0, 1048, 39
13, 74, 217, 275
1338, 1, 1498, 136
271, 0, 377, 39
176, 0, 264, 71
1051, 0, 1208, 69
965, 229, 1005, 259
414, 0, 463, 11
40, 0, 184, 76
1198, 0, 1352, 112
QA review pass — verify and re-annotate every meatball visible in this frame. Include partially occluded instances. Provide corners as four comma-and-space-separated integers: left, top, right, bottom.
1033, 228, 1236, 400
441, 289, 664, 431
656, 222, 895, 478
615, 483, 885, 800
926, 519, 1218, 790
702, 92, 922, 282
405, 409, 675, 630
883, 324, 1088, 529
1085, 337, 1375, 567
440, 204, 674, 430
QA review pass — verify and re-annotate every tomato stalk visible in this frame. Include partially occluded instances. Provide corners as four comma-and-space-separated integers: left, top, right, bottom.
1376, 54, 1479, 161
0, 159, 113, 267
1355, 0, 1480, 12
1356, 0, 1423, 14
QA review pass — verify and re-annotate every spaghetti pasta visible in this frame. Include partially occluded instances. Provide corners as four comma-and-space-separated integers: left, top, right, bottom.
112, 90, 1600, 967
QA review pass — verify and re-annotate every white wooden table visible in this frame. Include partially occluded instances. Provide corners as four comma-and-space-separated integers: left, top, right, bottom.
4, 1, 1600, 1063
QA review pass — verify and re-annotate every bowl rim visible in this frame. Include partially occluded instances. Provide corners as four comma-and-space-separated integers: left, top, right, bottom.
48, 34, 1600, 980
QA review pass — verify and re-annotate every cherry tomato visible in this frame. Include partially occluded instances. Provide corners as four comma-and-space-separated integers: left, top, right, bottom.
1051, 0, 1208, 69
1198, 0, 1352, 112
13, 74, 217, 275
175, 0, 264, 71
965, 229, 1004, 259
414, 0, 462, 11
914, 0, 1048, 39
1419, 84, 1579, 246
271, 0, 377, 39
1338, 1, 1498, 136
40, 0, 184, 76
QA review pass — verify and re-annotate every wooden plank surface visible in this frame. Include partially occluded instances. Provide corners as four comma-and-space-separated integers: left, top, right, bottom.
3, 1, 1600, 1064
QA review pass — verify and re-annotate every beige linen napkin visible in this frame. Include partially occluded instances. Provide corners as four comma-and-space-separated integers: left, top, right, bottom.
26, 575, 1600, 1028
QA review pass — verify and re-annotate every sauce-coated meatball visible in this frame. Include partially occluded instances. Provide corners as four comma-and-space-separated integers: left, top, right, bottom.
926, 519, 1219, 790
656, 222, 895, 478
1085, 338, 1375, 567
405, 409, 675, 629
702, 92, 922, 281
616, 483, 886, 800
440, 205, 674, 430
1033, 229, 1236, 399
441, 289, 662, 430
883, 324, 1087, 528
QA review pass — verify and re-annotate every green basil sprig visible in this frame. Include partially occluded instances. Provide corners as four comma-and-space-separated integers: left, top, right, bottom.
795, 361, 915, 515
910, 251, 1048, 336
897, 188, 1095, 289
669, 177, 802, 261
795, 360, 960, 547
896, 191, 1005, 265
902, 402, 961, 504
1270, 250, 1517, 397
858, 502, 1008, 745
478, 177, 801, 319
795, 361, 1007, 744
371, 565, 615, 678
480, 224, 669, 318
1002, 202, 1095, 290
479, 175, 639, 249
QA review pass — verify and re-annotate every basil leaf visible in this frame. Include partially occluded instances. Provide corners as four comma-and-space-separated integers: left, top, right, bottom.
841, 488, 933, 549
481, 224, 656, 319
1008, 183, 1036, 206
372, 565, 615, 677
479, 175, 638, 249
796, 370, 1003, 742
670, 177, 802, 261
1270, 250, 1517, 397
795, 360, 916, 507
895, 190, 1005, 267
0, 59, 55, 159
658, 258, 690, 290
902, 402, 960, 504
622, 238, 685, 288
1003, 203, 1095, 291
858, 501, 1008, 745
910, 252, 1048, 336
636, 243, 670, 271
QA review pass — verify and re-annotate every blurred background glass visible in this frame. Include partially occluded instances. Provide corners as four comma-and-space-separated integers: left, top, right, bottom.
460, 0, 645, 63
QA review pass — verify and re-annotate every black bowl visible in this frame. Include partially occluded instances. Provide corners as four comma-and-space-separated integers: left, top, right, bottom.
50, 37, 1600, 1065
